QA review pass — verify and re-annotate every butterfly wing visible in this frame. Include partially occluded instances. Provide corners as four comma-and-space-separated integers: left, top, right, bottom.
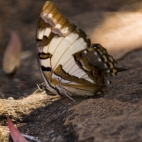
36, 1, 123, 97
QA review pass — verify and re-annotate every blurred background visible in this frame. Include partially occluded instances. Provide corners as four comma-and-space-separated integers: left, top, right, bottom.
0, 0, 142, 99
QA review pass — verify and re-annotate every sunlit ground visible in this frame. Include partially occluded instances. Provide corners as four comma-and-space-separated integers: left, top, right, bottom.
91, 9, 142, 59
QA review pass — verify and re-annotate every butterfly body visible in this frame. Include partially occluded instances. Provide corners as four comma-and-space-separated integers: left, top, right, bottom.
36, 1, 124, 98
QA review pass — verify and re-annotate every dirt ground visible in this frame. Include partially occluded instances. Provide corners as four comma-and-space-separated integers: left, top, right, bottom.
0, 0, 142, 142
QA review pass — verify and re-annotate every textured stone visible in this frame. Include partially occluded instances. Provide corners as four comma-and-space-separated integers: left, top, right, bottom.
65, 99, 142, 142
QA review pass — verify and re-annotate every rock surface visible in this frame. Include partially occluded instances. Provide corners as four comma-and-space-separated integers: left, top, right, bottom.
0, 0, 142, 142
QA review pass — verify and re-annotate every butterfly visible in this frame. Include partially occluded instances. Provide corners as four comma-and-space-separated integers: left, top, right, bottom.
36, 1, 124, 100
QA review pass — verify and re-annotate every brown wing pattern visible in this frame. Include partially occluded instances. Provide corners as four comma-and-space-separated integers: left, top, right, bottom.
36, 1, 124, 98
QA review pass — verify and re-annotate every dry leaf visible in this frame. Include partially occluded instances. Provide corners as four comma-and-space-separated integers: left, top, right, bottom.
3, 31, 22, 74
8, 117, 28, 142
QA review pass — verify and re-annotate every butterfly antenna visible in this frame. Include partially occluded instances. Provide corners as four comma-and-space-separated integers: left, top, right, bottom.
64, 93, 76, 102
